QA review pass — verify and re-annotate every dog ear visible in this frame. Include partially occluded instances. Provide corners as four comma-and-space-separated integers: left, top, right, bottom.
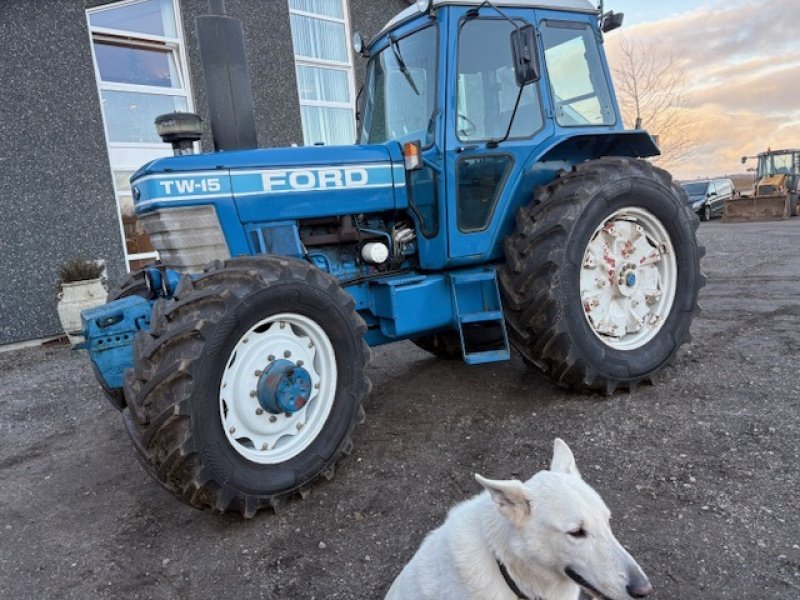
550, 438, 581, 478
475, 474, 532, 525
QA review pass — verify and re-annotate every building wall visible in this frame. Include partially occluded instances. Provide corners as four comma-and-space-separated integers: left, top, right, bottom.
350, 0, 410, 94
179, 0, 305, 151
0, 0, 127, 345
0, 0, 407, 345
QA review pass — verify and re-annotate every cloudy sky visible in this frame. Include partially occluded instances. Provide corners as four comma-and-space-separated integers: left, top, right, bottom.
604, 0, 800, 180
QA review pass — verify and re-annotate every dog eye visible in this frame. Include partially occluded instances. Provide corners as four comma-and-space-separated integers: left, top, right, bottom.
568, 527, 587, 538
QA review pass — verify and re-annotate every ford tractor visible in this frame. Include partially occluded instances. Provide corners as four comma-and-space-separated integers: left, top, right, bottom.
79, 0, 703, 517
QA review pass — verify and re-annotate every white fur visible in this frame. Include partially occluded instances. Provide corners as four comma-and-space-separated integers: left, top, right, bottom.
385, 439, 651, 600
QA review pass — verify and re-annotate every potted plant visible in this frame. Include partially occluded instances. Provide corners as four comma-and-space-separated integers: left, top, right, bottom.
56, 258, 108, 343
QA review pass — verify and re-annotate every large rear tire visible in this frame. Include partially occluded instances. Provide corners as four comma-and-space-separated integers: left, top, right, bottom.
123, 256, 370, 517
500, 157, 704, 394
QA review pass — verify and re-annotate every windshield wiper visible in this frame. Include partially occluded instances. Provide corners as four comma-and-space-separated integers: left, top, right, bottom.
389, 35, 420, 96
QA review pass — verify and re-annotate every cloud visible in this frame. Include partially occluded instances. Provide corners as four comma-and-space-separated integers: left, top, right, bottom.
605, 0, 800, 179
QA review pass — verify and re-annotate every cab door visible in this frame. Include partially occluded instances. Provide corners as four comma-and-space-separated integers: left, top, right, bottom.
443, 6, 553, 263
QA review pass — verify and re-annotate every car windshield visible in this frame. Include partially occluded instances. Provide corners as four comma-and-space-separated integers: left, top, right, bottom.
359, 26, 437, 146
682, 182, 708, 195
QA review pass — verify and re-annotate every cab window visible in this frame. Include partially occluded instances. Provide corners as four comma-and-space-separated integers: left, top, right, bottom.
456, 18, 543, 142
541, 21, 614, 126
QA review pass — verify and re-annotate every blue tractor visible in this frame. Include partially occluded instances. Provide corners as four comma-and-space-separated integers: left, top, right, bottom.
80, 0, 703, 516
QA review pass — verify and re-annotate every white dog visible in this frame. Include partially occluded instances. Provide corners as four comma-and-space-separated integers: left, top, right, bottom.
385, 439, 652, 600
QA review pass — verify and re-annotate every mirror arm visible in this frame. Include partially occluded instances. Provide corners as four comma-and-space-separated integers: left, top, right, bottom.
466, 0, 520, 31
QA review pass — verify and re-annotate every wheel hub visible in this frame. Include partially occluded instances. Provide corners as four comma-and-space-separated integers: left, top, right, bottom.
219, 313, 337, 464
257, 359, 312, 414
580, 208, 678, 350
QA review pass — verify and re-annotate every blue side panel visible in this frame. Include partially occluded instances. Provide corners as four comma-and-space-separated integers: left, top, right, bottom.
232, 161, 406, 222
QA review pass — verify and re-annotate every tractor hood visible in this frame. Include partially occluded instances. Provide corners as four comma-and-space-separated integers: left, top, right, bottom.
130, 143, 408, 221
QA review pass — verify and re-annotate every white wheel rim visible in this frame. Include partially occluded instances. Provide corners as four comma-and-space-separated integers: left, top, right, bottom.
579, 207, 678, 350
219, 313, 337, 464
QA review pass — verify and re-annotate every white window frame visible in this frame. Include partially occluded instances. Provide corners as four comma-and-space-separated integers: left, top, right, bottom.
86, 0, 196, 271
288, 0, 358, 145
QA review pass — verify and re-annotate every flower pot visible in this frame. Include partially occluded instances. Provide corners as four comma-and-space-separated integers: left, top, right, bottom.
56, 278, 108, 344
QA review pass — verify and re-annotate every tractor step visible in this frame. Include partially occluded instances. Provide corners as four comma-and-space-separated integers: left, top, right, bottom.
449, 270, 510, 364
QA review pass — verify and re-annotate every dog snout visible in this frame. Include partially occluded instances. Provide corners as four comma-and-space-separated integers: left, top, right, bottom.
626, 578, 653, 598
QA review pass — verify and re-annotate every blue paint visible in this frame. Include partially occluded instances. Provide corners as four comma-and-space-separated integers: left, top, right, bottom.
77, 296, 153, 390
84, 3, 662, 396
626, 272, 636, 287
257, 359, 312, 414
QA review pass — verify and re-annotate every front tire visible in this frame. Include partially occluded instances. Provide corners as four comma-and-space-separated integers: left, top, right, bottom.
123, 256, 370, 517
500, 157, 704, 394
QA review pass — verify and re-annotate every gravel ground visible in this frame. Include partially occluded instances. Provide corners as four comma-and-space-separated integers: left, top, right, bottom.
1, 219, 799, 599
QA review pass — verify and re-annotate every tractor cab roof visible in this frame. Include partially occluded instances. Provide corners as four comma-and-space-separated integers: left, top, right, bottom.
379, 0, 598, 38
758, 149, 800, 157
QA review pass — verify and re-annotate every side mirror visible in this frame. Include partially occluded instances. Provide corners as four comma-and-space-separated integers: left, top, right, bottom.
510, 24, 539, 86
601, 11, 624, 33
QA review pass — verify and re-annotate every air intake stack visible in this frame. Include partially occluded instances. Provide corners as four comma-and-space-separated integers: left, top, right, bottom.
195, 0, 259, 151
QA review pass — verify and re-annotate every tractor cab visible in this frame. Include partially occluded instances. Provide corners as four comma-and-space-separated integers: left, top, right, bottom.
756, 149, 800, 191
358, 0, 656, 269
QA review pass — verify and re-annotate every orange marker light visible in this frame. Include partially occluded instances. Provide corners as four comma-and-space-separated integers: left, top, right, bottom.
403, 141, 422, 171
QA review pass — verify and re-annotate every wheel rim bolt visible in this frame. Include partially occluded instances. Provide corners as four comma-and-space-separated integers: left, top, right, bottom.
261, 443, 269, 450
296, 422, 303, 430
254, 369, 262, 377
269, 415, 277, 423
256, 408, 264, 415
280, 322, 286, 329
268, 355, 275, 362
229, 427, 235, 434
296, 360, 304, 367
249, 390, 257, 397
314, 383, 320, 390
284, 350, 291, 358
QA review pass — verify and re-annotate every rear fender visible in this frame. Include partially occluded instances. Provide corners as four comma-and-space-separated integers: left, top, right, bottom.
534, 130, 661, 164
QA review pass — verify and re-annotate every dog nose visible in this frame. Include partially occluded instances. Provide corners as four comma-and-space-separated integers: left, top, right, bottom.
626, 581, 653, 598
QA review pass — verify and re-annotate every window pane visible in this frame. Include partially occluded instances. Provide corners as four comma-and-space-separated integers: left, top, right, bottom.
289, 14, 347, 63
300, 106, 354, 145
90, 0, 177, 38
457, 156, 512, 231
360, 26, 437, 146
113, 170, 136, 193
457, 19, 542, 141
289, 0, 344, 18
101, 90, 187, 143
95, 42, 180, 88
296, 65, 349, 103
541, 23, 614, 126
119, 193, 156, 255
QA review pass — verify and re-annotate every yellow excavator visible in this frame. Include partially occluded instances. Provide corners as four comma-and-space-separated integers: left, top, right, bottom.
724, 149, 800, 222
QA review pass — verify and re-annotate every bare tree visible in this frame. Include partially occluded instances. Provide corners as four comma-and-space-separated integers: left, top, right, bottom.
612, 35, 699, 169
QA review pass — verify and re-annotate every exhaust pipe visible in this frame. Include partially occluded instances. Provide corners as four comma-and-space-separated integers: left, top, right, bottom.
195, 0, 258, 151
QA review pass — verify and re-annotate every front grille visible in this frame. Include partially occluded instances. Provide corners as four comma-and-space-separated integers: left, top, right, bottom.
139, 205, 230, 273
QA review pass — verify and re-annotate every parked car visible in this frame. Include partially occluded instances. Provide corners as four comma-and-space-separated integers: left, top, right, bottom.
681, 178, 735, 221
